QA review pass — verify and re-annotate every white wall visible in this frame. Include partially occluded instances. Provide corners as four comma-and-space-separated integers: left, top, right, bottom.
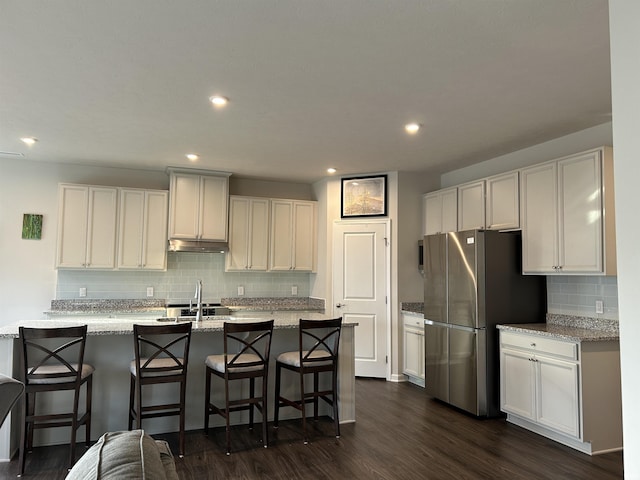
230, 177, 313, 200
440, 122, 613, 188
609, 1, 640, 477
0, 160, 169, 325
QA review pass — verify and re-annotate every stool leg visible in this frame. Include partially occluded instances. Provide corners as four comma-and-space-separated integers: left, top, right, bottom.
273, 363, 281, 428
224, 377, 231, 455
18, 391, 28, 477
128, 374, 135, 430
69, 386, 80, 470
135, 377, 143, 430
300, 369, 307, 445
204, 367, 211, 435
179, 378, 186, 457
249, 378, 255, 430
262, 374, 268, 448
86, 376, 92, 447
313, 372, 320, 421
332, 369, 340, 439
27, 392, 35, 452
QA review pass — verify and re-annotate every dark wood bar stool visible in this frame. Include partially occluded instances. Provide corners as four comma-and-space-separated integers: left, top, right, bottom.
204, 320, 274, 455
129, 322, 192, 457
274, 318, 342, 444
18, 325, 94, 476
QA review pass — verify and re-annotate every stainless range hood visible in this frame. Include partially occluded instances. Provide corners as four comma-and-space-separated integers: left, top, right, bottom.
168, 239, 228, 253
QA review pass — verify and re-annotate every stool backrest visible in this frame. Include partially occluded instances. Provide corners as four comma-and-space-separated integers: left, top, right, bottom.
19, 325, 89, 387
132, 323, 192, 378
223, 320, 274, 374
299, 318, 342, 366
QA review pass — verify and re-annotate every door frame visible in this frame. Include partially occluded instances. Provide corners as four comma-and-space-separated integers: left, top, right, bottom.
332, 219, 392, 380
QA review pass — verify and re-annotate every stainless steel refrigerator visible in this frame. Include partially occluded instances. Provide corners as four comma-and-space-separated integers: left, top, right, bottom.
423, 229, 545, 417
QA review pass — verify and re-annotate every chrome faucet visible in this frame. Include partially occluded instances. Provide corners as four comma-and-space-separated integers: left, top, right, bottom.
190, 280, 203, 322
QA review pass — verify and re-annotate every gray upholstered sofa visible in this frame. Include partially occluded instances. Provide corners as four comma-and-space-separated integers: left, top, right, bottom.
0, 374, 23, 427
65, 430, 178, 480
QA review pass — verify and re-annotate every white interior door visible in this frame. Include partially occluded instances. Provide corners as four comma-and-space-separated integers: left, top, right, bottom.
332, 221, 389, 378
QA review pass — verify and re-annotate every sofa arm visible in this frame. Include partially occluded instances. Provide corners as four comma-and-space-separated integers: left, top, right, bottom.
65, 430, 178, 480
0, 374, 23, 427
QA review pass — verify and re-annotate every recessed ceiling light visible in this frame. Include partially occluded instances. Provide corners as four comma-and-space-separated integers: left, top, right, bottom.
186, 153, 199, 161
327, 168, 337, 174
20, 137, 37, 145
209, 95, 229, 107
404, 123, 421, 134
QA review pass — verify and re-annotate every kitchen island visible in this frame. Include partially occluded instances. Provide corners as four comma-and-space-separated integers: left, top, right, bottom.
0, 312, 356, 461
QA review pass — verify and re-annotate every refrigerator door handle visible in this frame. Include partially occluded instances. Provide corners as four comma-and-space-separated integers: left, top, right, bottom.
449, 323, 484, 333
424, 319, 450, 328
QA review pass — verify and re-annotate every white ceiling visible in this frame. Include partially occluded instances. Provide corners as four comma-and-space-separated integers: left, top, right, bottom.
0, 1, 611, 184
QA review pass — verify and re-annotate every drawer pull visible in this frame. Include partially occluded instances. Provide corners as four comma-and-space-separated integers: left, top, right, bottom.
530, 343, 536, 347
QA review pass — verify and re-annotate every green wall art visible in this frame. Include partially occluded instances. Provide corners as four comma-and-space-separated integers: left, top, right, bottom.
22, 214, 43, 240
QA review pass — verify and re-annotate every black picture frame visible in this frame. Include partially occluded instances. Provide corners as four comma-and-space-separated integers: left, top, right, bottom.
341, 174, 387, 218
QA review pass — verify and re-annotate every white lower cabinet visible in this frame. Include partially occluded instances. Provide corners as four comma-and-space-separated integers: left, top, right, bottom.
402, 312, 425, 387
499, 329, 622, 455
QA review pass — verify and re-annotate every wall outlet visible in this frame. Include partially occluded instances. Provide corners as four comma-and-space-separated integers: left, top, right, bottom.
291, 285, 298, 296
238, 285, 245, 296
79, 287, 87, 297
595, 300, 604, 314
146, 287, 154, 297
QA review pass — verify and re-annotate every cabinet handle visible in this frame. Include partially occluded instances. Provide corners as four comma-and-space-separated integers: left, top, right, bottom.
530, 343, 536, 347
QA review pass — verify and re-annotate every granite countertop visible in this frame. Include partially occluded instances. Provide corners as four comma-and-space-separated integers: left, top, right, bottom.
46, 297, 326, 316
401, 302, 423, 315
46, 299, 167, 316
0, 311, 353, 338
398, 302, 618, 343
498, 313, 619, 343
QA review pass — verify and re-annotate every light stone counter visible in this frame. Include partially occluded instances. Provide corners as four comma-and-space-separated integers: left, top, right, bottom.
497, 323, 619, 343
0, 311, 351, 338
0, 312, 355, 461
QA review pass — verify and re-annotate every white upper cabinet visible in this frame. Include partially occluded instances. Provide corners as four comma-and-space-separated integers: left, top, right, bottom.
457, 180, 485, 231
520, 147, 615, 275
226, 196, 270, 271
486, 171, 520, 230
168, 169, 230, 241
118, 189, 168, 270
269, 199, 317, 271
422, 187, 458, 235
56, 184, 118, 269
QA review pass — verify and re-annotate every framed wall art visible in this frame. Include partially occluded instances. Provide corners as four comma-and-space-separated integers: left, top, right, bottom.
22, 213, 43, 240
341, 174, 387, 218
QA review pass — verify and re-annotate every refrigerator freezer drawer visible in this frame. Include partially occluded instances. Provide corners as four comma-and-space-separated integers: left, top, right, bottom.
449, 327, 486, 416
424, 322, 448, 402
424, 321, 487, 416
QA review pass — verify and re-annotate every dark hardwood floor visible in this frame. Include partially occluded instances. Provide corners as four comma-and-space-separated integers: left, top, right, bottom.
0, 378, 623, 479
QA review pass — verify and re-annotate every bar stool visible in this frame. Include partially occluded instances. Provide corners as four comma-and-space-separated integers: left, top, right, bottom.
204, 320, 274, 455
273, 318, 342, 444
129, 322, 192, 457
18, 325, 94, 476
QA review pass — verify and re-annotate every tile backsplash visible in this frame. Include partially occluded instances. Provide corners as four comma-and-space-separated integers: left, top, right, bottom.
547, 275, 618, 320
56, 252, 311, 303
